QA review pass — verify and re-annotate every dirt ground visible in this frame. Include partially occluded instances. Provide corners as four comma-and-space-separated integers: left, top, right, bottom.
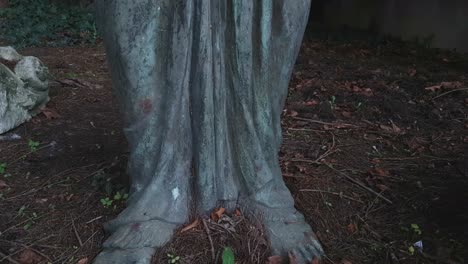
0, 38, 467, 264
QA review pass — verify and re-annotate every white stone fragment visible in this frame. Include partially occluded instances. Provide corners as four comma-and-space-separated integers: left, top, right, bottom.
0, 46, 24, 62
0, 47, 49, 134
172, 187, 180, 200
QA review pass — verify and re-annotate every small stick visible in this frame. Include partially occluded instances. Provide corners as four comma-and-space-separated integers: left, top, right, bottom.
291, 159, 321, 165
315, 132, 337, 162
286, 127, 323, 133
326, 165, 393, 204
432, 87, 468, 100
292, 117, 338, 126
8, 142, 56, 165
202, 219, 215, 262
71, 217, 83, 247
299, 189, 364, 203
85, 216, 103, 224
0, 250, 21, 264
292, 117, 357, 128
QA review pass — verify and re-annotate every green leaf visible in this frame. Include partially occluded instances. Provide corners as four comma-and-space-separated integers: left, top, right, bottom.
0, 163, 6, 174
114, 192, 122, 201
222, 247, 235, 264
18, 205, 26, 216
411, 223, 422, 235
408, 246, 415, 255
28, 139, 40, 151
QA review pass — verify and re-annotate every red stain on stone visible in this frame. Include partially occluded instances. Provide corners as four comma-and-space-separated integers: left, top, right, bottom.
139, 98, 153, 114
131, 223, 141, 231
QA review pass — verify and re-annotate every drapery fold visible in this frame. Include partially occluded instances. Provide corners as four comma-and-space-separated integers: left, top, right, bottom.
96, 0, 310, 243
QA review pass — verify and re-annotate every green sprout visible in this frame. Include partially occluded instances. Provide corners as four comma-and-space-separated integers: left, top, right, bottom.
0, 163, 6, 174
167, 253, 180, 264
28, 140, 40, 152
100, 197, 113, 208
222, 247, 235, 264
411, 223, 422, 235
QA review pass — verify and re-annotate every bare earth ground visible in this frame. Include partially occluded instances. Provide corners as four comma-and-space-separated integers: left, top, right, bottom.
0, 39, 467, 264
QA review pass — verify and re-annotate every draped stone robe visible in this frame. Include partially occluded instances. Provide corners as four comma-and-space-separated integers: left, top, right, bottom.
95, 1, 320, 262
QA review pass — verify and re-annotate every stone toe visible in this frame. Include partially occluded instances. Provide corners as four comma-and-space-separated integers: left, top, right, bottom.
103, 219, 178, 249
93, 247, 155, 264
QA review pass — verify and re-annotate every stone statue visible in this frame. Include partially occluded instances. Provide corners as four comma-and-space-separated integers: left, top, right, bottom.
0, 46, 49, 134
94, 1, 323, 263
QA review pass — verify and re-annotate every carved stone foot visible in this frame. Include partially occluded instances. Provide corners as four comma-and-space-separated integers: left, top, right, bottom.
246, 202, 324, 263
94, 220, 180, 264
93, 247, 155, 264
264, 216, 323, 263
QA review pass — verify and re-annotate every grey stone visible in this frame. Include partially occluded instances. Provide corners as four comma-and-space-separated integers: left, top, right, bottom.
95, 1, 323, 263
0, 47, 49, 134
0, 46, 23, 62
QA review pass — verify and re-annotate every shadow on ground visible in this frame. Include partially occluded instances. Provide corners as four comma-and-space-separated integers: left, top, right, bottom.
0, 39, 467, 264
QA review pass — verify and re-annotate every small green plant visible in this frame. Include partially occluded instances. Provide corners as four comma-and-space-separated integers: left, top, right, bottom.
113, 191, 129, 201
17, 205, 26, 217
355, 101, 363, 111
167, 253, 180, 264
100, 197, 113, 208
21, 211, 38, 230
101, 192, 129, 208
28, 140, 40, 152
65, 72, 78, 78
0, 163, 6, 174
370, 243, 382, 251
411, 223, 422, 235
222, 247, 235, 264
328, 95, 337, 109
0, 0, 97, 47
408, 245, 415, 255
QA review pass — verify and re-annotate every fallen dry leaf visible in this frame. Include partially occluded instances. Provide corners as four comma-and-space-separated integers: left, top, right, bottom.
376, 184, 390, 192
347, 222, 357, 234
425, 85, 442, 92
17, 248, 43, 264
0, 180, 8, 188
180, 219, 199, 233
288, 252, 298, 264
440, 81, 463, 89
41, 107, 61, 120
289, 110, 299, 117
312, 257, 321, 264
391, 122, 402, 134
425, 81, 463, 92
341, 111, 352, 118
77, 258, 89, 264
35, 198, 48, 204
210, 207, 225, 221
379, 124, 402, 135
266, 256, 283, 264
304, 100, 318, 106
369, 168, 390, 177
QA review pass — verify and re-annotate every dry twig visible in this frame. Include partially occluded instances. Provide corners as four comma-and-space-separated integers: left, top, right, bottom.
432, 87, 468, 100
326, 164, 393, 204
71, 217, 83, 247
0, 250, 21, 264
202, 219, 215, 262
299, 189, 364, 203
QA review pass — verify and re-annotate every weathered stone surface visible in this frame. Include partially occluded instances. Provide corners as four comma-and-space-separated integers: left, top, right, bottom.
0, 46, 23, 62
0, 47, 49, 134
94, 1, 323, 263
